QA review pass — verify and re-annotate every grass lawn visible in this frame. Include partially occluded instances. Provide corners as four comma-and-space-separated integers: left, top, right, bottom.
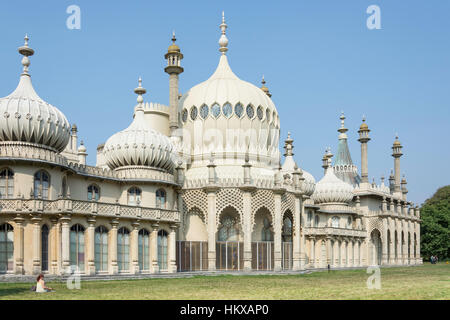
0, 263, 449, 300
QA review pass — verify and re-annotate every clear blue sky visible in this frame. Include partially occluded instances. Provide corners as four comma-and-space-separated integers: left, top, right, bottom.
0, 0, 448, 205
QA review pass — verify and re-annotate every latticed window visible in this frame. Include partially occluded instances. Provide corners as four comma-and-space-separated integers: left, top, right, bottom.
200, 104, 209, 119
266, 109, 271, 122
88, 184, 100, 201
70, 224, 85, 272
246, 104, 254, 119
332, 216, 340, 228
34, 170, 50, 199
257, 106, 263, 120
156, 188, 166, 208
218, 216, 238, 241
235, 103, 243, 118
0, 168, 14, 199
128, 187, 141, 206
138, 229, 150, 271
211, 103, 221, 118
0, 223, 14, 272
157, 230, 168, 270
222, 102, 232, 118
95, 226, 108, 272
182, 109, 188, 122
261, 218, 273, 241
190, 106, 198, 120
41, 225, 49, 271
117, 227, 130, 272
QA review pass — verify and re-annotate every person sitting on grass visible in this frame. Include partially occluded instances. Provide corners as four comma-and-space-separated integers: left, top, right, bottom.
36, 274, 53, 293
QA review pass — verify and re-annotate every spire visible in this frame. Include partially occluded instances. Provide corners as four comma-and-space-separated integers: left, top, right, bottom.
260, 75, 272, 97
338, 111, 348, 137
134, 77, 146, 105
18, 34, 34, 76
283, 132, 294, 157
219, 11, 228, 55
281, 132, 297, 172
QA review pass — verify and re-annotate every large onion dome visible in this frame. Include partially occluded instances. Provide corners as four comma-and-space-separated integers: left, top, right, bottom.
103, 79, 175, 171
312, 159, 354, 204
0, 35, 70, 152
179, 13, 280, 167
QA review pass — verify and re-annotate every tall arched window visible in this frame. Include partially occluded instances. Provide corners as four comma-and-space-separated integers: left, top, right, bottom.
88, 184, 100, 201
307, 211, 313, 227
41, 225, 49, 271
347, 216, 352, 229
261, 217, 273, 241
34, 170, 50, 199
95, 226, 108, 272
117, 227, 130, 272
0, 168, 14, 199
156, 189, 166, 208
218, 216, 238, 241
61, 176, 67, 198
282, 217, 292, 242
157, 230, 168, 271
314, 215, 320, 228
70, 224, 85, 271
0, 223, 14, 272
138, 229, 150, 271
332, 216, 340, 228
127, 187, 141, 206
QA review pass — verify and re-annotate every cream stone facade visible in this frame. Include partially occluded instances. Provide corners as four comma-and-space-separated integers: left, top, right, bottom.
0, 16, 421, 276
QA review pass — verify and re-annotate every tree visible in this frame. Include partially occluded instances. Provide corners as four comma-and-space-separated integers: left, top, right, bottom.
420, 185, 450, 260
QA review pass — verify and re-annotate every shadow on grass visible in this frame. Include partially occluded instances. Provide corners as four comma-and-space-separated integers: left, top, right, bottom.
0, 286, 30, 297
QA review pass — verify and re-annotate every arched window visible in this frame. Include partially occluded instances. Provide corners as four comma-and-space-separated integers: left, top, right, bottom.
70, 224, 85, 271
314, 215, 320, 228
282, 217, 292, 242
307, 211, 313, 227
218, 216, 238, 241
127, 187, 141, 206
332, 216, 340, 228
261, 217, 273, 241
61, 176, 67, 198
347, 216, 352, 229
0, 223, 14, 272
117, 227, 130, 272
156, 189, 166, 209
34, 170, 50, 199
41, 225, 49, 271
138, 229, 150, 271
0, 168, 14, 199
95, 226, 108, 272
88, 184, 100, 201
157, 230, 168, 271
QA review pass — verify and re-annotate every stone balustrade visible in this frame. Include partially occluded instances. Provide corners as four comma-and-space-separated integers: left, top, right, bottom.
305, 227, 366, 238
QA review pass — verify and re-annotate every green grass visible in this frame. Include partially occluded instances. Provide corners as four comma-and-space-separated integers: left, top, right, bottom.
1, 263, 449, 300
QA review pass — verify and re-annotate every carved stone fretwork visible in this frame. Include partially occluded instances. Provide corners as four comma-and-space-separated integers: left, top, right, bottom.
251, 189, 275, 225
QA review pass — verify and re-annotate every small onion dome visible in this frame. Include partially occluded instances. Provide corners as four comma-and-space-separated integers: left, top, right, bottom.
312, 167, 354, 204
301, 170, 316, 196
167, 32, 180, 53
393, 135, 401, 146
77, 141, 86, 153
0, 35, 70, 152
359, 117, 369, 130
103, 79, 175, 171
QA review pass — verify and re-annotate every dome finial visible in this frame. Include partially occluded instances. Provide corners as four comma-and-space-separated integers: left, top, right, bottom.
337, 111, 348, 136
260, 75, 272, 97
219, 11, 228, 54
134, 77, 146, 104
18, 34, 35, 76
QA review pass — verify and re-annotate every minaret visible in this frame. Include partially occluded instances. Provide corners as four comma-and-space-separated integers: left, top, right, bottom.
389, 169, 395, 194
401, 175, 408, 200
322, 147, 333, 174
260, 75, 272, 97
392, 135, 403, 195
358, 116, 371, 184
164, 31, 184, 135
71, 124, 78, 152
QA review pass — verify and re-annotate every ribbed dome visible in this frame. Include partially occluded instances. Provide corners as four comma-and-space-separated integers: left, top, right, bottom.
312, 167, 354, 204
0, 37, 70, 152
103, 81, 175, 171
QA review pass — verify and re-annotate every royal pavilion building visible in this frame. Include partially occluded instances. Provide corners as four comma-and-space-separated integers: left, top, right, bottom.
0, 14, 422, 276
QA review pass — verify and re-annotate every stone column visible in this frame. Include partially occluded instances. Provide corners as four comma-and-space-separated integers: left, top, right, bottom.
31, 217, 42, 274
109, 219, 119, 274
131, 221, 140, 274
60, 215, 71, 273
150, 223, 159, 273
326, 237, 332, 267
382, 218, 388, 265
273, 190, 283, 271
50, 218, 59, 274
86, 217, 96, 275
13, 215, 25, 274
205, 186, 219, 271
310, 237, 315, 268
348, 240, 353, 267
402, 232, 408, 265
168, 224, 178, 273
292, 194, 302, 270
241, 187, 254, 271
